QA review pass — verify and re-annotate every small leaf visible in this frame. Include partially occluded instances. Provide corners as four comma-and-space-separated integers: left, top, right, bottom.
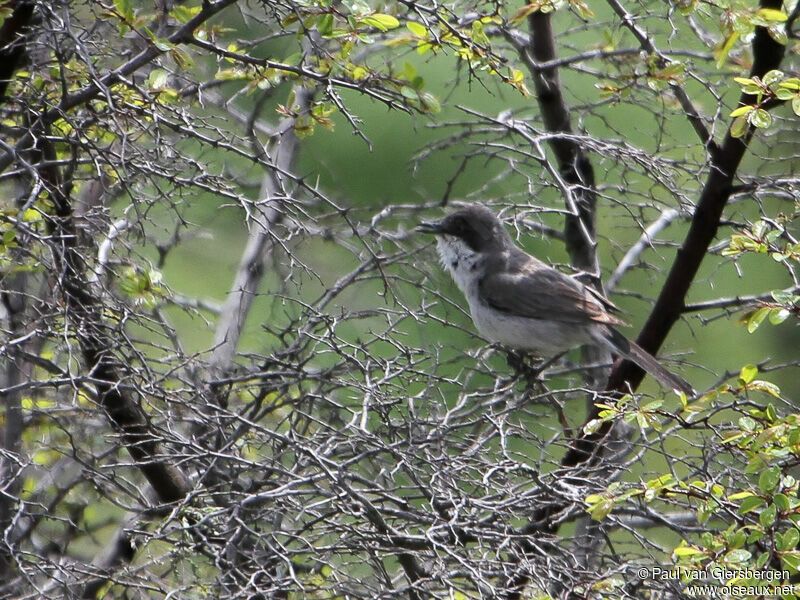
759, 466, 781, 494
583, 419, 603, 434
767, 24, 788, 45
360, 13, 399, 31
774, 493, 790, 511
728, 491, 755, 501
511, 2, 545, 23
762, 69, 784, 87
317, 14, 334, 36
589, 498, 613, 520
716, 32, 739, 68
781, 551, 800, 572
147, 68, 169, 90
170, 5, 201, 23
738, 495, 766, 514
748, 108, 772, 128
738, 364, 758, 385
769, 308, 791, 324
780, 528, 800, 551
775, 88, 796, 100
730, 105, 754, 117
406, 21, 427, 37
730, 115, 749, 138
739, 415, 757, 431
673, 545, 704, 557
759, 503, 777, 527
792, 96, 800, 116
419, 92, 441, 114
725, 548, 752, 563
400, 86, 419, 100
115, 0, 133, 20
747, 306, 770, 332
755, 8, 787, 22
750, 380, 781, 398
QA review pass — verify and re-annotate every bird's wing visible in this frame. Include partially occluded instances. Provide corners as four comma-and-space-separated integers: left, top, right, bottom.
478, 268, 628, 326
584, 282, 624, 315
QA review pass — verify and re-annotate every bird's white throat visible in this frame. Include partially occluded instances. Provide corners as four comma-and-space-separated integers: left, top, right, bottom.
436, 236, 483, 295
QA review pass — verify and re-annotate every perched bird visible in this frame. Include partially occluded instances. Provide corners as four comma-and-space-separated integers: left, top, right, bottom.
418, 205, 692, 395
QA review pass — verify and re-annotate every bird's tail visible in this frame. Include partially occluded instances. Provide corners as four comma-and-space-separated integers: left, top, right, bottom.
599, 327, 694, 396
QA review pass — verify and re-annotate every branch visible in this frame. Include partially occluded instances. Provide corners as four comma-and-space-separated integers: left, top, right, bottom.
518, 12, 600, 276
602, 0, 715, 150
0, 1, 34, 104
205, 84, 311, 397
605, 0, 786, 395
36, 134, 192, 505
508, 1, 787, 596
682, 286, 800, 313
0, 0, 240, 174
606, 209, 680, 293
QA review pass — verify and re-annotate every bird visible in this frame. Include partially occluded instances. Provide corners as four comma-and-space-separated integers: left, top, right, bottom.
418, 205, 693, 395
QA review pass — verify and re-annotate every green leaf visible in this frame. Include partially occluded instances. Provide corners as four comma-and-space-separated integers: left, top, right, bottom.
716, 32, 739, 68
589, 497, 613, 520
673, 545, 704, 557
730, 115, 749, 138
739, 415, 757, 431
748, 108, 772, 128
759, 503, 777, 527
759, 466, 781, 494
115, 0, 133, 20
750, 380, 781, 398
730, 105, 754, 117
583, 419, 603, 434
774, 493, 790, 511
728, 491, 755, 501
769, 308, 791, 324
747, 306, 770, 332
772, 290, 795, 303
762, 69, 784, 87
419, 91, 441, 114
725, 548, 752, 563
170, 5, 201, 23
775, 88, 797, 100
317, 14, 334, 36
360, 14, 399, 31
755, 8, 787, 22
766, 403, 778, 422
767, 24, 788, 45
780, 77, 800, 90
779, 528, 800, 551
781, 551, 800, 572
793, 96, 800, 116
738, 496, 766, 514
400, 86, 419, 101
407, 21, 427, 37
738, 364, 758, 385
147, 68, 169, 90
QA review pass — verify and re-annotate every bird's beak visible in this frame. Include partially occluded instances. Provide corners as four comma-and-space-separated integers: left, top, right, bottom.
416, 220, 444, 234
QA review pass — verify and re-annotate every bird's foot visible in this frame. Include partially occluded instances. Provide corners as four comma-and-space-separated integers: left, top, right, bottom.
505, 350, 547, 385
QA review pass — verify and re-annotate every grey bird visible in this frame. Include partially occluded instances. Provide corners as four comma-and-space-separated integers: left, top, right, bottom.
418, 205, 693, 395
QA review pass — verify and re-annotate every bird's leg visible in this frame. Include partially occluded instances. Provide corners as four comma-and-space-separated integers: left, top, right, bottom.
535, 351, 569, 377
505, 349, 565, 388
505, 348, 528, 373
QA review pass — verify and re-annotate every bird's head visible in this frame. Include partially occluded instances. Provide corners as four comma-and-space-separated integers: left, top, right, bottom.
417, 205, 510, 254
